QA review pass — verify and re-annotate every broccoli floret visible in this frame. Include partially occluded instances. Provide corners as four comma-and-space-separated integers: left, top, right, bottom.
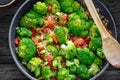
59, 41, 77, 59
18, 38, 36, 62
20, 9, 44, 28
42, 66, 56, 80
94, 57, 103, 68
27, 57, 43, 77
66, 59, 79, 74
96, 48, 105, 59
45, 0, 61, 14
59, 0, 80, 13
52, 56, 62, 69
89, 24, 101, 39
34, 2, 48, 15
72, 1, 80, 12
52, 4, 61, 14
57, 68, 75, 80
44, 0, 57, 4
57, 68, 69, 80
44, 34, 53, 45
85, 19, 94, 30
65, 74, 76, 80
79, 30, 89, 38
77, 7, 88, 20
77, 48, 95, 65
17, 27, 32, 38
67, 64, 77, 74
89, 38, 102, 51
54, 26, 68, 44
68, 13, 88, 37
77, 64, 91, 79
88, 63, 100, 76
46, 45, 58, 57
68, 13, 93, 37
73, 59, 80, 67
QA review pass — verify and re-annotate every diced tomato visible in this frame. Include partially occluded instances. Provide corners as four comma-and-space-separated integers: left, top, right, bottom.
61, 14, 68, 21
52, 35, 58, 44
29, 27, 36, 36
32, 36, 39, 46
48, 5, 52, 12
47, 54, 54, 67
14, 37, 20, 46
37, 54, 45, 60
84, 37, 91, 44
38, 46, 45, 51
46, 15, 55, 29
47, 21, 55, 29
70, 35, 76, 42
42, 27, 51, 33
73, 37, 86, 47
107, 29, 112, 35
36, 28, 41, 35
38, 35, 44, 42
46, 15, 55, 22
82, 43, 88, 48
50, 77, 56, 80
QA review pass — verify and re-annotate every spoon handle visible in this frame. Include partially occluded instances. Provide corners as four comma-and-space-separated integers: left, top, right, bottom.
84, 0, 111, 39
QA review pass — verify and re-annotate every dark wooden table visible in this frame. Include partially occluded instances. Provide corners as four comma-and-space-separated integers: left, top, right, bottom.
0, 0, 120, 80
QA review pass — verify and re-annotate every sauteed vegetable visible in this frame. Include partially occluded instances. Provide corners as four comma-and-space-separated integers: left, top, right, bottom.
15, 0, 109, 79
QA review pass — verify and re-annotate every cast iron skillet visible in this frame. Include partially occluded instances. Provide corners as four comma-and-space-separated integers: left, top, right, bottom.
9, 0, 117, 80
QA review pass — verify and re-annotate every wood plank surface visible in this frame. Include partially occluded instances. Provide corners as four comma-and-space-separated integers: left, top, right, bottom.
0, 0, 120, 80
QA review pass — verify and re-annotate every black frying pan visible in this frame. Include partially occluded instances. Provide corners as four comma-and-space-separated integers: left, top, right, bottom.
9, 0, 117, 80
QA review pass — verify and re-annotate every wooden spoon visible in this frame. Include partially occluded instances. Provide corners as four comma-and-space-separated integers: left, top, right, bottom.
84, 0, 120, 68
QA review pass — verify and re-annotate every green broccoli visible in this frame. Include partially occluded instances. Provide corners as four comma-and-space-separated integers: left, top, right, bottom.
68, 13, 88, 37
77, 64, 91, 79
44, 34, 53, 45
89, 38, 102, 51
68, 12, 94, 37
18, 38, 36, 62
34, 1, 48, 15
42, 66, 56, 80
20, 9, 44, 28
89, 24, 101, 39
73, 59, 80, 67
67, 65, 77, 74
59, 41, 77, 59
79, 30, 89, 38
94, 57, 103, 68
85, 19, 94, 30
77, 7, 88, 20
66, 59, 79, 74
52, 56, 62, 69
27, 57, 43, 77
96, 48, 105, 59
88, 63, 100, 76
45, 0, 61, 14
59, 0, 80, 13
54, 26, 68, 44
17, 27, 32, 38
77, 48, 95, 65
46, 45, 58, 57
57, 68, 75, 80
65, 74, 76, 80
